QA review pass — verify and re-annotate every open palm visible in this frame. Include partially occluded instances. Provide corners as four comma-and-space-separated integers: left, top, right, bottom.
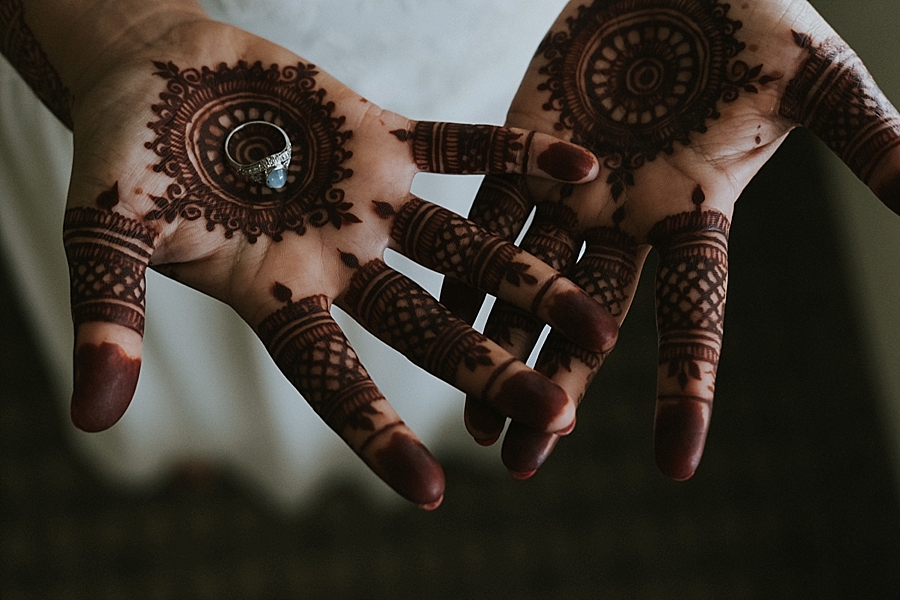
442, 0, 900, 480
62, 17, 619, 508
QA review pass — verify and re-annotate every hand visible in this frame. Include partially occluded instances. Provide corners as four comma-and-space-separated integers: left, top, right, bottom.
5, 3, 619, 507
442, 0, 900, 480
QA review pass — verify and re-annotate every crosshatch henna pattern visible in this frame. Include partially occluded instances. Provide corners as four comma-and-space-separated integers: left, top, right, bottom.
63, 205, 158, 335
343, 260, 495, 384
537, 0, 774, 199
144, 60, 357, 243
468, 175, 534, 242
392, 198, 538, 294
256, 294, 383, 433
780, 30, 900, 186
0, 0, 74, 128
650, 209, 729, 390
391, 122, 527, 174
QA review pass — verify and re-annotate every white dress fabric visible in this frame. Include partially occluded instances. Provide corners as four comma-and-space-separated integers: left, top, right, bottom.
0, 0, 569, 509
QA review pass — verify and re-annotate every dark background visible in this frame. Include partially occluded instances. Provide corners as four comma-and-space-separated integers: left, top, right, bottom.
2, 129, 899, 599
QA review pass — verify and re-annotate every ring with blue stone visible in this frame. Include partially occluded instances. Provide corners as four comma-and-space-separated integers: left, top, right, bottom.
224, 121, 292, 189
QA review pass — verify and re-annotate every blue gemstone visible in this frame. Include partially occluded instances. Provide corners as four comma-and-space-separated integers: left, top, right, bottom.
266, 168, 287, 189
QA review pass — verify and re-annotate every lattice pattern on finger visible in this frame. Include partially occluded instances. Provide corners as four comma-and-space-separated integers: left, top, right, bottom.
393, 122, 525, 174
780, 32, 900, 185
256, 295, 383, 433
520, 202, 581, 273
393, 198, 535, 294
483, 302, 542, 349
63, 207, 157, 335
649, 210, 730, 389
343, 260, 495, 382
575, 226, 640, 318
468, 175, 533, 241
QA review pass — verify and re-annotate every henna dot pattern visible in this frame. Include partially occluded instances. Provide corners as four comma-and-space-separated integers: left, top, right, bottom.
144, 61, 356, 243
538, 0, 770, 199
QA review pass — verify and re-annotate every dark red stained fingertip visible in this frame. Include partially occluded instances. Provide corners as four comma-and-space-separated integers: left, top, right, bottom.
501, 422, 560, 475
464, 395, 505, 446
70, 342, 140, 432
874, 172, 900, 216
439, 278, 486, 325
494, 371, 570, 431
548, 291, 618, 353
654, 401, 710, 482
536, 142, 597, 182
374, 431, 446, 509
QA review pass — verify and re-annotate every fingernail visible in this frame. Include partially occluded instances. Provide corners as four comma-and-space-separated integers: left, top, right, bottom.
374, 431, 446, 506
509, 469, 537, 480
494, 371, 571, 432
418, 495, 444, 511
70, 342, 140, 432
557, 416, 576, 436
548, 290, 618, 353
654, 401, 711, 481
536, 142, 597, 182
500, 425, 560, 474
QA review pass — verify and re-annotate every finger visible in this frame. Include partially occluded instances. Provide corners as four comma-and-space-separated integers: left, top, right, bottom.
441, 174, 534, 324
390, 197, 617, 354
63, 203, 156, 432
502, 225, 646, 475
337, 259, 576, 434
391, 121, 599, 182
255, 293, 445, 509
650, 210, 730, 481
779, 30, 900, 214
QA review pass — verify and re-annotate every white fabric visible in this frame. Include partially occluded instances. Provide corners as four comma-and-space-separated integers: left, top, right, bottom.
0, 0, 568, 509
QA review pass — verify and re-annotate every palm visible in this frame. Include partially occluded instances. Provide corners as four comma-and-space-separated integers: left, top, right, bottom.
443, 0, 900, 479
64, 20, 618, 507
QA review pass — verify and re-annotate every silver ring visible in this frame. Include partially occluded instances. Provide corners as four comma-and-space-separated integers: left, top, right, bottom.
224, 121, 292, 189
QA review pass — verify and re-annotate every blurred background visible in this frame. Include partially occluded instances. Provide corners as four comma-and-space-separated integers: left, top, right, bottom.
3, 0, 900, 597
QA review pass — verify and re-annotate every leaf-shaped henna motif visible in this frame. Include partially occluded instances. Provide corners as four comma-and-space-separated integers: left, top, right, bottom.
144, 61, 356, 242
537, 0, 774, 199
256, 295, 382, 432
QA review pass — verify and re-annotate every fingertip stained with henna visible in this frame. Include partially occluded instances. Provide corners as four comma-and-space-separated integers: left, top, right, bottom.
536, 142, 596, 182
494, 371, 571, 432
654, 400, 710, 482
374, 431, 445, 508
70, 342, 141, 432
547, 290, 618, 353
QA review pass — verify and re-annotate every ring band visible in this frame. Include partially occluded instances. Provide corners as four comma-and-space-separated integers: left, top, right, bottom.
224, 121, 292, 189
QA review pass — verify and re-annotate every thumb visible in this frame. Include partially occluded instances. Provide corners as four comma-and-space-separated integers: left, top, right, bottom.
63, 194, 157, 431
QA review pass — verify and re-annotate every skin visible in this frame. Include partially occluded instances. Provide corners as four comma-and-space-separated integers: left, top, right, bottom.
442, 0, 900, 479
1, 0, 624, 508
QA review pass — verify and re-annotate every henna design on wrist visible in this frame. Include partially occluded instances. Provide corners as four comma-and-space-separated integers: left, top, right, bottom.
144, 61, 357, 243
649, 209, 729, 390
0, 0, 74, 128
392, 198, 538, 294
780, 31, 900, 186
343, 260, 495, 383
64, 200, 157, 335
537, 0, 774, 200
390, 122, 525, 174
256, 294, 382, 432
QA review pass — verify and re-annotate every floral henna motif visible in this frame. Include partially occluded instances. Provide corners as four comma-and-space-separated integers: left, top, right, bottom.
256, 294, 382, 432
392, 198, 538, 294
649, 209, 729, 390
0, 0, 73, 128
780, 31, 900, 187
537, 0, 774, 200
144, 61, 357, 242
63, 205, 157, 335
390, 122, 526, 174
343, 260, 495, 383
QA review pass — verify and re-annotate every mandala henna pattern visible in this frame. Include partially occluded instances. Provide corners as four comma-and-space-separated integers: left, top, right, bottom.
144, 60, 356, 242
780, 31, 900, 186
343, 260, 495, 383
392, 198, 538, 294
650, 209, 729, 389
256, 294, 383, 433
0, 0, 74, 128
64, 206, 157, 335
537, 0, 773, 199
391, 122, 526, 174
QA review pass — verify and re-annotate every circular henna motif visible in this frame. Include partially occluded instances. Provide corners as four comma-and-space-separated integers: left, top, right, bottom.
145, 61, 356, 242
539, 0, 765, 196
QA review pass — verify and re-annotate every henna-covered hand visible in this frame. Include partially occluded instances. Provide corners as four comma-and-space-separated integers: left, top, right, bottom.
442, 0, 900, 480
2, 1, 619, 508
